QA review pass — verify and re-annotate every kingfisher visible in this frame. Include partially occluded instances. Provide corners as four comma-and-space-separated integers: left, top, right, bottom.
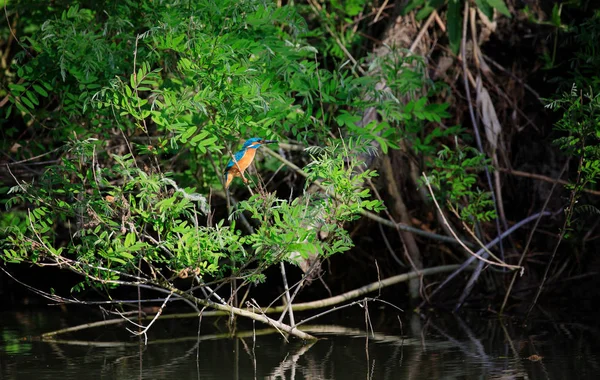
224, 137, 276, 189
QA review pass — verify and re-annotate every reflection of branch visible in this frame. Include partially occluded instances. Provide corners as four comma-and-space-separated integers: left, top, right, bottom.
424, 316, 493, 367
37, 264, 462, 340
43, 328, 279, 346
266, 340, 316, 380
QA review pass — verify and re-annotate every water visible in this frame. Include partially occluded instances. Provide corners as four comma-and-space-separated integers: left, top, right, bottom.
1, 307, 599, 379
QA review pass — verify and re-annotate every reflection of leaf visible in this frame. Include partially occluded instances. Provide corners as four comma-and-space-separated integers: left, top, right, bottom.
2, 330, 33, 355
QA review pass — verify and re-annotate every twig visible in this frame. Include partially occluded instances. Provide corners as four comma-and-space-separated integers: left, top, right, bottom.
0, 265, 74, 305
378, 222, 406, 267
432, 10, 446, 32
126, 292, 173, 345
168, 286, 316, 340
422, 173, 522, 270
527, 155, 583, 318
306, 0, 365, 75
373, 0, 390, 24
247, 299, 288, 343
409, 11, 436, 53
5, 147, 63, 166
419, 210, 555, 309
276, 258, 322, 323
295, 298, 376, 328
4, 1, 32, 58
498, 167, 600, 196
37, 265, 459, 339
481, 53, 542, 102
278, 262, 295, 326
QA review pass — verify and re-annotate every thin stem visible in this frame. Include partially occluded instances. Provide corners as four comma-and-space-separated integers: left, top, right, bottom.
419, 210, 555, 309
278, 262, 295, 326
500, 160, 569, 314
527, 154, 583, 318
460, 1, 505, 261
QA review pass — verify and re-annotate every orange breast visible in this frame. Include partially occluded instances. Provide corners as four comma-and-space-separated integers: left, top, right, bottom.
225, 148, 258, 188
234, 148, 257, 174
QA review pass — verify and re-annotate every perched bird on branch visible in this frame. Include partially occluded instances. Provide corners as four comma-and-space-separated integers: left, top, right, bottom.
224, 137, 276, 189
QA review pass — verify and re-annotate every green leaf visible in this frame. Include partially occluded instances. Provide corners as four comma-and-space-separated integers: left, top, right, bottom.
180, 126, 197, 143
401, 0, 425, 15
124, 232, 136, 248
26, 91, 39, 106
485, 0, 511, 18
189, 130, 209, 146
20, 96, 34, 109
32, 84, 49, 97
9, 83, 26, 93
447, 0, 462, 55
416, 5, 434, 21
550, 3, 561, 27
475, 0, 494, 19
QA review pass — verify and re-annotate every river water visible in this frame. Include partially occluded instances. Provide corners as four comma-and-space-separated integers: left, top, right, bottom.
1, 307, 598, 379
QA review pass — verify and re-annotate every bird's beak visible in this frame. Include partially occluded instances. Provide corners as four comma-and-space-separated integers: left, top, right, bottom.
262, 140, 277, 144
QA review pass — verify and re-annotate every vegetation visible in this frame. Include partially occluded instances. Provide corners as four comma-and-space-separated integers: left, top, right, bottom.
2, 0, 600, 340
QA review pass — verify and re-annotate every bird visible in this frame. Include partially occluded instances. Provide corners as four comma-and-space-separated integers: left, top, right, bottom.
224, 137, 276, 189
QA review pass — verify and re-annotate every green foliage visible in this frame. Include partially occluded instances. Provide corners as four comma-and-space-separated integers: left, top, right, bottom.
547, 84, 600, 226
304, 141, 385, 220
426, 143, 496, 224
532, 10, 600, 248
370, 52, 456, 155
0, 0, 445, 296
298, 0, 371, 60
1, 138, 384, 289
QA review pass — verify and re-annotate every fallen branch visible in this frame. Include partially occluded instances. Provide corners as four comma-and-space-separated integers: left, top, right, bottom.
166, 285, 317, 340
264, 264, 463, 313
39, 264, 463, 339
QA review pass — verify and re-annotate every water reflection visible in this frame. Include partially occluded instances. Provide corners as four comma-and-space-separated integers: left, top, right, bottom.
1, 308, 599, 379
